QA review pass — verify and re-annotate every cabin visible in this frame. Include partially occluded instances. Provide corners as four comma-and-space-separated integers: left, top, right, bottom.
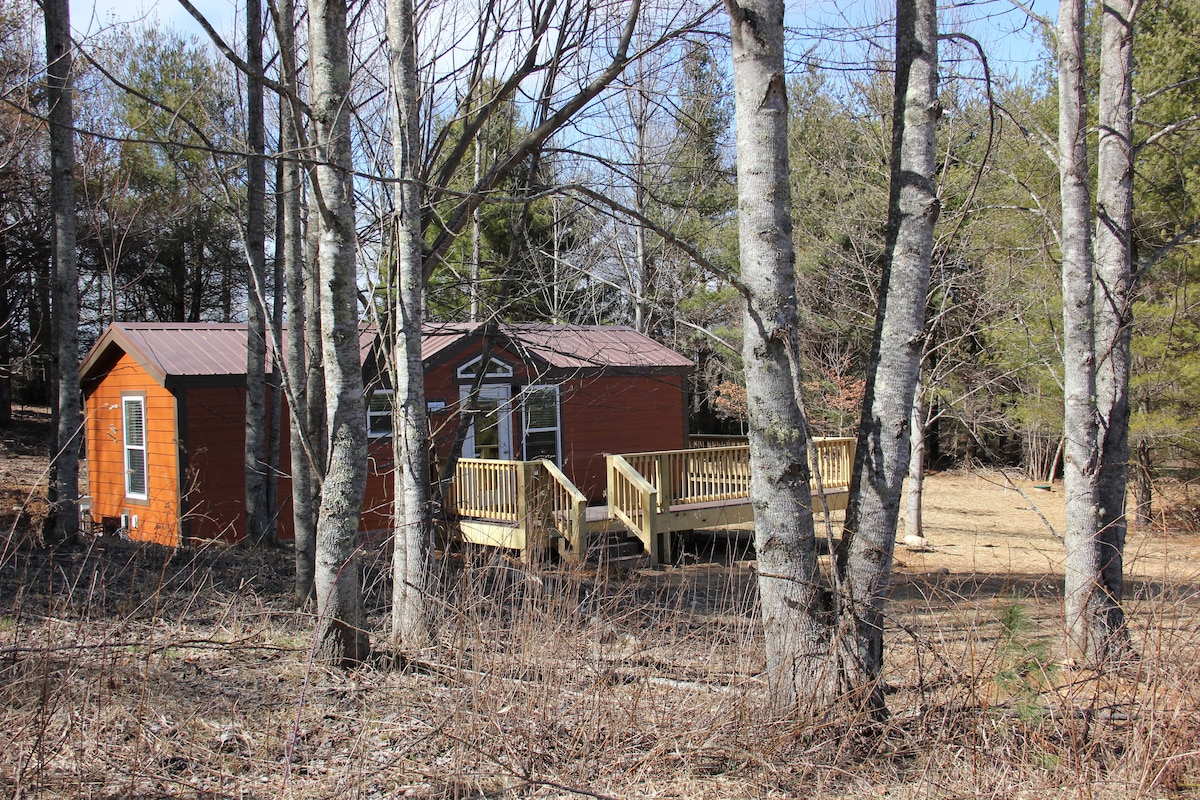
78, 321, 694, 547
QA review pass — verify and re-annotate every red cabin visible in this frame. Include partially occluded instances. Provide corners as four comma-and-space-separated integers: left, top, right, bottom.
79, 321, 693, 546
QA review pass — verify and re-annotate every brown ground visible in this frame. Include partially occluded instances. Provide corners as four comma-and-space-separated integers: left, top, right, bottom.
3, 411, 1200, 798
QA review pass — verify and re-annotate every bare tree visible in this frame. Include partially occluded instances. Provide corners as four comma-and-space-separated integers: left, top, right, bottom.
1092, 0, 1136, 658
308, 0, 369, 665
1057, 0, 1121, 666
725, 0, 831, 713
837, 0, 939, 710
386, 0, 435, 649
44, 0, 80, 543
245, 0, 271, 546
725, 0, 937, 715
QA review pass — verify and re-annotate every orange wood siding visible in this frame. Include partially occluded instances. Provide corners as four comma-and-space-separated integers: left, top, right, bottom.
83, 353, 180, 546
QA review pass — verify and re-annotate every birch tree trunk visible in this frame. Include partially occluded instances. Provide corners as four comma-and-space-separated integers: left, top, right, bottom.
245, 0, 271, 546
44, 0, 80, 544
903, 385, 927, 548
1092, 0, 1135, 658
725, 0, 837, 714
837, 0, 939, 709
387, 0, 435, 648
1057, 0, 1107, 666
275, 0, 320, 604
308, 0, 369, 665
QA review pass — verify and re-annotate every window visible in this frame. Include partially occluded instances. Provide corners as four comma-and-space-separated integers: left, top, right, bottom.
122, 396, 148, 500
367, 390, 393, 438
522, 385, 560, 463
456, 355, 514, 381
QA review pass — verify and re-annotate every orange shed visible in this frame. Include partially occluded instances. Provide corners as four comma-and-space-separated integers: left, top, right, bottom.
80, 321, 693, 545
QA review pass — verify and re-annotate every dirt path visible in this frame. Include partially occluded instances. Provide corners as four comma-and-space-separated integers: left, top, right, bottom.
896, 470, 1200, 586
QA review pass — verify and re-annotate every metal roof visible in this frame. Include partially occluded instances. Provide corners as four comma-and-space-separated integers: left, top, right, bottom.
423, 323, 694, 371
80, 321, 692, 387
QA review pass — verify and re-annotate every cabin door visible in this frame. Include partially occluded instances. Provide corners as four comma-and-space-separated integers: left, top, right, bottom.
461, 385, 513, 460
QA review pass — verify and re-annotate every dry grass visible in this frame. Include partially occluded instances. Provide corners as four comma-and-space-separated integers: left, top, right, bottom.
2, 470, 1200, 798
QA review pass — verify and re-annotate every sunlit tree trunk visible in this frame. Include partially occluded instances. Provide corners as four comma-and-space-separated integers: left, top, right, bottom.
44, 0, 80, 543
903, 384, 927, 548
1058, 0, 1112, 666
837, 0, 939, 710
275, 0, 320, 604
726, 0, 836, 713
308, 0, 369, 666
1092, 0, 1135, 658
386, 0, 435, 649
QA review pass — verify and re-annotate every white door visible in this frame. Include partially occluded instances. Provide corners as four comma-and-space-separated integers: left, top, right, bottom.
462, 385, 513, 460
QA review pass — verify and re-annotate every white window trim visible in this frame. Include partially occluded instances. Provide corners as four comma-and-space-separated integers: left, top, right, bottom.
122, 395, 148, 501
367, 389, 393, 439
521, 384, 561, 465
456, 354, 515, 381
461, 385, 513, 459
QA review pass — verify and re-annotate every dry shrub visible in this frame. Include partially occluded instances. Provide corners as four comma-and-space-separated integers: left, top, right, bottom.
1, 536, 1199, 799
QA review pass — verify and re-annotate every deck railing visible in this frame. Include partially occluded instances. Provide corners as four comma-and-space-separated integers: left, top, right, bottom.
450, 437, 857, 564
450, 458, 526, 522
448, 457, 588, 560
810, 436, 855, 494
539, 458, 588, 559
618, 438, 855, 512
605, 454, 660, 561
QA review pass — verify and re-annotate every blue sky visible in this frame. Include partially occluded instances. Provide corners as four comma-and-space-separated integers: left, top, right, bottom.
70, 0, 238, 43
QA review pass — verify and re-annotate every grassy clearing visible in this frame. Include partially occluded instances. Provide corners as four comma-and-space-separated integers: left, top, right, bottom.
2, 525, 1199, 800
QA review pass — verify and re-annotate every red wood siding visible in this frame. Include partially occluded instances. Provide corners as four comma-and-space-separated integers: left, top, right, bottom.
84, 353, 180, 546
559, 374, 686, 500
424, 342, 687, 501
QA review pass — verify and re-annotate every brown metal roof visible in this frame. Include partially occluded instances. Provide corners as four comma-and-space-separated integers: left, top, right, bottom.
422, 322, 694, 371
81, 321, 692, 387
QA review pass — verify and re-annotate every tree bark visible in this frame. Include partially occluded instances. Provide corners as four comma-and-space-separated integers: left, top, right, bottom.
308, 0, 369, 666
837, 0, 939, 711
275, 0, 319, 605
245, 0, 271, 546
386, 0, 436, 649
1058, 0, 1111, 666
44, 0, 80, 543
1093, 0, 1135, 656
726, 0, 837, 714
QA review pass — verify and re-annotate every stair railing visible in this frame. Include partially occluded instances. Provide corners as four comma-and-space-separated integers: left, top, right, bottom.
606, 454, 660, 562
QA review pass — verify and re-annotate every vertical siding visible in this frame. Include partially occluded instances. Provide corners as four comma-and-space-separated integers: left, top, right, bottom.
83, 353, 180, 546
181, 385, 301, 543
560, 374, 686, 500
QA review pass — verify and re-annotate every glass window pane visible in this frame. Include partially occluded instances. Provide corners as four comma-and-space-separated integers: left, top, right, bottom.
525, 388, 557, 430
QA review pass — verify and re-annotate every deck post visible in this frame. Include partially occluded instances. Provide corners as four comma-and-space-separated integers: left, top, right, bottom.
516, 461, 539, 563
654, 455, 671, 512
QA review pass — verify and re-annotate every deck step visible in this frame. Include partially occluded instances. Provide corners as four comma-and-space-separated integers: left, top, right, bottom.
585, 526, 646, 564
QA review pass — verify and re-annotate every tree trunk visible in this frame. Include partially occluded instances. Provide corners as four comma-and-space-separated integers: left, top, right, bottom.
903, 385, 927, 548
1058, 0, 1113, 666
308, 0, 369, 666
386, 0, 436, 649
726, 0, 838, 714
275, 0, 320, 604
1093, 0, 1135, 656
837, 0, 939, 711
1133, 437, 1152, 529
44, 0, 80, 544
245, 0, 271, 546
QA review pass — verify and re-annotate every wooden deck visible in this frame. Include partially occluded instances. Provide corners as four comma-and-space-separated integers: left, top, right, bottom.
447, 438, 856, 565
